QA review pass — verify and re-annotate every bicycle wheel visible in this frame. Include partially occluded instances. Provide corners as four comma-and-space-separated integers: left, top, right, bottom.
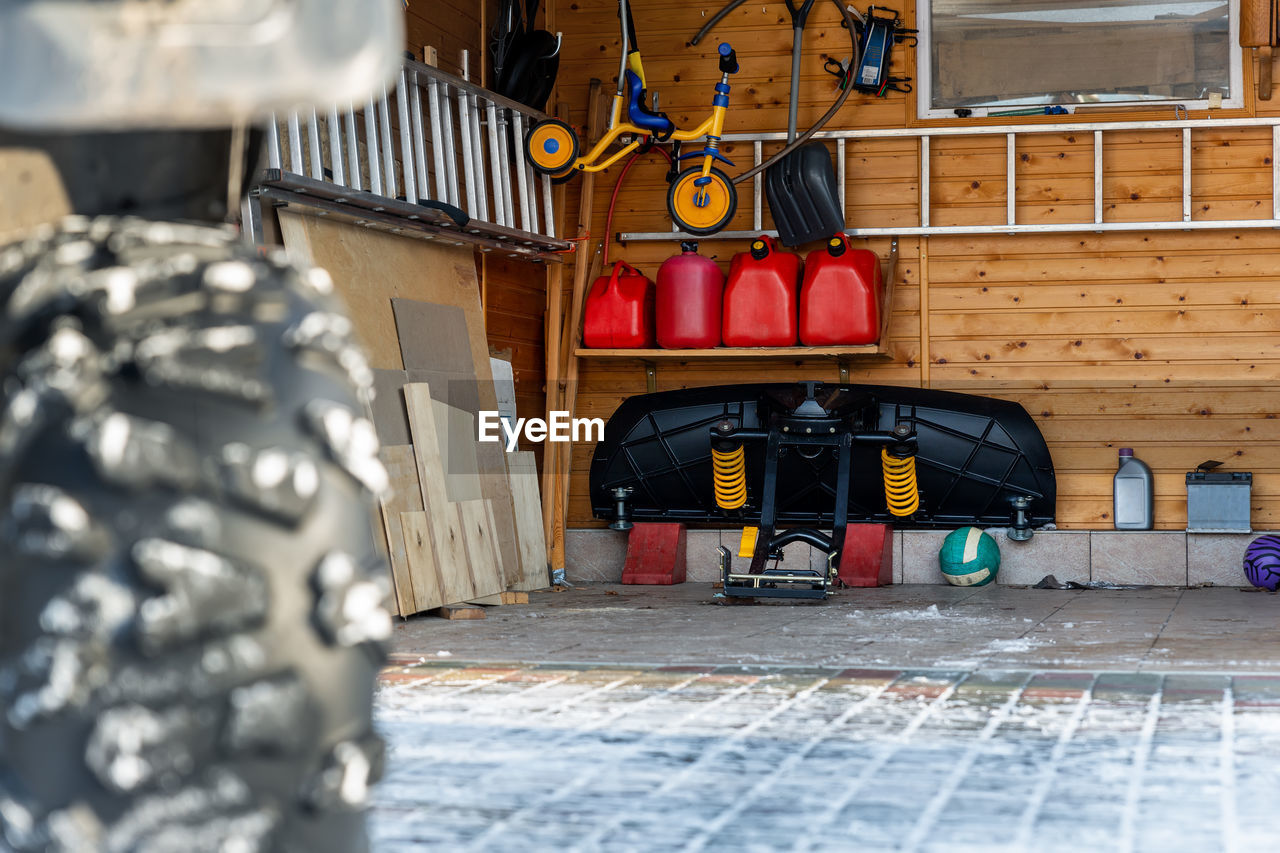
667, 166, 737, 235
524, 118, 579, 175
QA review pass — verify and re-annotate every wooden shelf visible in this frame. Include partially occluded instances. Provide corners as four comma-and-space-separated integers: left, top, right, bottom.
569, 240, 900, 392
575, 345, 887, 359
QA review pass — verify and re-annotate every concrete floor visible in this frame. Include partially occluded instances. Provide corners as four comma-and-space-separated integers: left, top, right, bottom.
389, 582, 1280, 672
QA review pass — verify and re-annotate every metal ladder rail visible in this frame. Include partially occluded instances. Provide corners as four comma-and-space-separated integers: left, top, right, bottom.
619, 117, 1280, 241
260, 57, 567, 254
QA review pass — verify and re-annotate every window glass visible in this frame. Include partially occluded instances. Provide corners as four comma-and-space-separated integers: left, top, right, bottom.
925, 0, 1232, 111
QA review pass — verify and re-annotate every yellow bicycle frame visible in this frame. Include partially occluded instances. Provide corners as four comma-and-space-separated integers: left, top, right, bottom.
569, 50, 729, 186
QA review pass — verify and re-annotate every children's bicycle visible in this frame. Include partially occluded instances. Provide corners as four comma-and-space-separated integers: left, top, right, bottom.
523, 0, 741, 235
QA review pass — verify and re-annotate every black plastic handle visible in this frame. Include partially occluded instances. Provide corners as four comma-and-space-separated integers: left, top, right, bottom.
784, 0, 817, 29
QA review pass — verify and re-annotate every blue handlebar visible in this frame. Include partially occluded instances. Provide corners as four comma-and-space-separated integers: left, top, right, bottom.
717, 42, 739, 75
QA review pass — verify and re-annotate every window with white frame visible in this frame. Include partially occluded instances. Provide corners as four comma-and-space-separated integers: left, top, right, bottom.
917, 0, 1241, 119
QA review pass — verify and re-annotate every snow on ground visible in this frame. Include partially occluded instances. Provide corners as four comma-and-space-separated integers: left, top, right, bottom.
370, 663, 1280, 852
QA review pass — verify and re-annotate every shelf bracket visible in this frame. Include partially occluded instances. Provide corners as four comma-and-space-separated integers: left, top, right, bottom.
643, 360, 657, 393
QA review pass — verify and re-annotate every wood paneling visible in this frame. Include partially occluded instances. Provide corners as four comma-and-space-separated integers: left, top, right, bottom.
406, 0, 486, 77
483, 253, 550, 471
550, 0, 1280, 531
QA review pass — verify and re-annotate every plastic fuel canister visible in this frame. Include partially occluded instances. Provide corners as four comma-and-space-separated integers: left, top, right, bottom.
799, 232, 882, 346
583, 261, 656, 349
656, 241, 724, 348
722, 235, 801, 347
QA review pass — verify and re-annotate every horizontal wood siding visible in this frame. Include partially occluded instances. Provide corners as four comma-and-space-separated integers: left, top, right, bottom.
550, 0, 1280, 531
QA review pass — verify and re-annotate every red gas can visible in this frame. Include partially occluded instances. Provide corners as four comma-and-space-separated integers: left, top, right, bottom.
656, 241, 724, 349
583, 261, 655, 348
799, 233, 882, 346
722, 236, 802, 347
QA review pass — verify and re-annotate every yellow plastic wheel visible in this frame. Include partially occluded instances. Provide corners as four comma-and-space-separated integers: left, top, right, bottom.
525, 118, 579, 175
667, 166, 737, 235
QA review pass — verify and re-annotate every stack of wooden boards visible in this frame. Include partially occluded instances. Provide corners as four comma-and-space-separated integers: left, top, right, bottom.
277, 210, 548, 618
379, 382, 548, 616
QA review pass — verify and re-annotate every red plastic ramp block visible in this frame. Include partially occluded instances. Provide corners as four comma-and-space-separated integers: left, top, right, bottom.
621, 523, 687, 585
838, 524, 893, 587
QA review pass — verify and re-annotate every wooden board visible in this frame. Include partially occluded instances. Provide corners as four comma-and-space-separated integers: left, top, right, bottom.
378, 444, 428, 616
277, 211, 404, 370
432, 399, 483, 503
457, 499, 503, 597
468, 591, 530, 606
507, 450, 550, 591
0, 150, 70, 242
276, 213, 522, 586
399, 511, 443, 614
393, 297, 521, 588
403, 383, 475, 605
1240, 0, 1276, 47
574, 346, 885, 359
435, 605, 487, 620
370, 369, 412, 446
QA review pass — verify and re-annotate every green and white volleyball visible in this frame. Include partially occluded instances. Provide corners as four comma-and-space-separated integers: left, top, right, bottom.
938, 527, 1000, 587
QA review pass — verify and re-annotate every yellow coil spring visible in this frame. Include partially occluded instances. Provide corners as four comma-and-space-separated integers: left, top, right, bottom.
712, 445, 748, 510
882, 448, 920, 517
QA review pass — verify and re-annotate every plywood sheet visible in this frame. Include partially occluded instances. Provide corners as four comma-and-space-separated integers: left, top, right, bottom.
277, 211, 403, 370
0, 148, 70, 242
401, 511, 451, 609
394, 301, 476, 375
394, 299, 520, 588
371, 369, 412, 447
457, 499, 504, 599
404, 383, 472, 605
507, 451, 550, 591
377, 444, 430, 616
491, 356, 519, 425
277, 213, 523, 582
432, 399, 483, 503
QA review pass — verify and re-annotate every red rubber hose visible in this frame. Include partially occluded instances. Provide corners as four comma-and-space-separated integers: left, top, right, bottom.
603, 144, 674, 265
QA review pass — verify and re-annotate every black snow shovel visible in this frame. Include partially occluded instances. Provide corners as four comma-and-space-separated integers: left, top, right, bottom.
765, 0, 845, 247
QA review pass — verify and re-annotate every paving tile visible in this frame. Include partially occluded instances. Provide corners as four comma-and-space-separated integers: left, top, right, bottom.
1187, 533, 1263, 587
901, 530, 950, 584
893, 530, 904, 584
988, 529, 1090, 586
564, 528, 628, 583
685, 529, 722, 582
389, 583, 1280, 672
371, 658, 1280, 851
1090, 531, 1188, 586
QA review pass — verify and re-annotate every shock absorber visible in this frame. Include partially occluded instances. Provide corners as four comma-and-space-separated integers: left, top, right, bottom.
712, 445, 747, 509
712, 420, 747, 510
882, 424, 919, 517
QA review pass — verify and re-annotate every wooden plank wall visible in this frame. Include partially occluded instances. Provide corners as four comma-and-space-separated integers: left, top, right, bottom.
405, 0, 488, 78
550, 0, 1280, 530
485, 254, 551, 468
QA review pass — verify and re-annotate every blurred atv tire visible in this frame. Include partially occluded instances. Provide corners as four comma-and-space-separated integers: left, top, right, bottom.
0, 216, 393, 853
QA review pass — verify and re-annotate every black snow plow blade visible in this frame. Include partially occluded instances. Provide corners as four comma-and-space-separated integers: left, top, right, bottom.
590, 382, 1056, 530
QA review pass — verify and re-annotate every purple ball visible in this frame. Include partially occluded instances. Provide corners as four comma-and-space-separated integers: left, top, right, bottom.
1243, 535, 1280, 591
